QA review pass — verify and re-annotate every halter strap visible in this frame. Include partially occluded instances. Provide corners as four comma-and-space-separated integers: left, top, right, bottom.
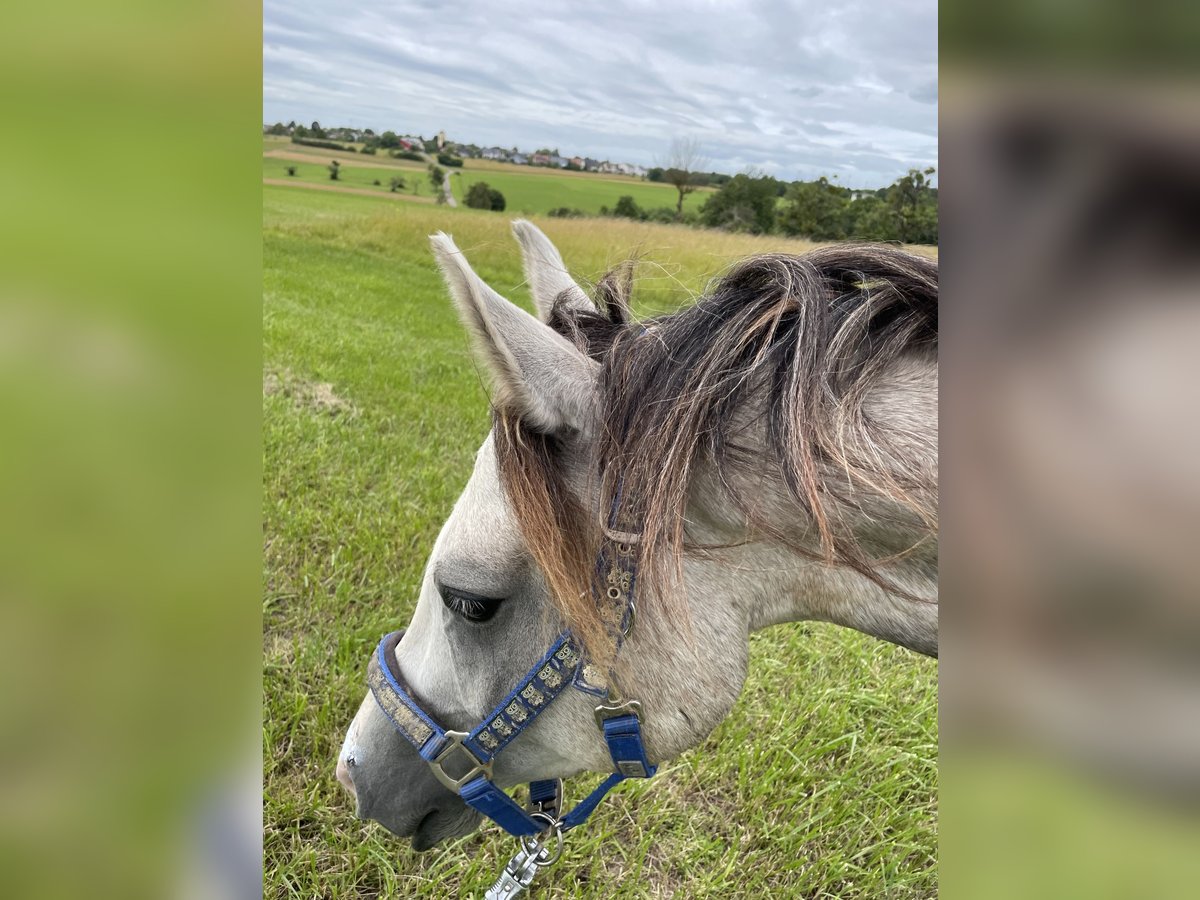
367, 627, 655, 837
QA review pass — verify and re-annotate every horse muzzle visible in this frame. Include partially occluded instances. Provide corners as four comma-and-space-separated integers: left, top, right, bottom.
338, 694, 484, 850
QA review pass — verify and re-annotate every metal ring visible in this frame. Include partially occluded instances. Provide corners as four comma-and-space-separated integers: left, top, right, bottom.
606, 586, 621, 600
519, 812, 565, 866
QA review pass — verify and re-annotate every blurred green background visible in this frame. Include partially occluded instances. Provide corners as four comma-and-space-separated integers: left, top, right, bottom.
0, 2, 260, 898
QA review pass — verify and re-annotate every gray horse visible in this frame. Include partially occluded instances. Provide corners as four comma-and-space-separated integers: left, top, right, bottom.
338, 222, 938, 850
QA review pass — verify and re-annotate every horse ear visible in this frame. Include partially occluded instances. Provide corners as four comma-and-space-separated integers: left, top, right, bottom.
430, 232, 597, 433
510, 219, 592, 322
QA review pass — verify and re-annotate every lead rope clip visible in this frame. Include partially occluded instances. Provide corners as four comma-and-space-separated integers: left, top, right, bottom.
482, 814, 564, 900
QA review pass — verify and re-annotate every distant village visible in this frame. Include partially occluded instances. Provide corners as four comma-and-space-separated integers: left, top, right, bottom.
265, 121, 650, 178
477, 146, 649, 178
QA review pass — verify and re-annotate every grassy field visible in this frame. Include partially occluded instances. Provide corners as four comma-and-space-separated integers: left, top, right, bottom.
262, 157, 438, 198
264, 135, 711, 216
447, 166, 711, 216
263, 185, 938, 898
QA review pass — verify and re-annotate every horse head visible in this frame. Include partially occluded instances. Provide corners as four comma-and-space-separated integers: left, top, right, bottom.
336, 222, 938, 849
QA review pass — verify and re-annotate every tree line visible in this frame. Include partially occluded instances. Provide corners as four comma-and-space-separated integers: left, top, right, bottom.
609, 167, 937, 245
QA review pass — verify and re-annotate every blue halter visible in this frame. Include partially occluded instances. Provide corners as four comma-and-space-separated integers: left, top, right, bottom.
366, 535, 656, 840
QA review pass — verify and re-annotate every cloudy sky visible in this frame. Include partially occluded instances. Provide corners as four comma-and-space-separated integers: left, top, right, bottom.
263, 0, 936, 188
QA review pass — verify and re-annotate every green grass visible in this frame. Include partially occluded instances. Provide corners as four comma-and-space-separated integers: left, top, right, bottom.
262, 157, 434, 197
448, 165, 711, 216
263, 185, 938, 898
262, 136, 709, 216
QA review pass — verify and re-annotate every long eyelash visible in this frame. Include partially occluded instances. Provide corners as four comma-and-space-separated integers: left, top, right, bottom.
441, 589, 502, 622
447, 594, 487, 617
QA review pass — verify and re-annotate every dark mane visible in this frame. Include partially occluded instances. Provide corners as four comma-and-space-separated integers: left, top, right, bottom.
495, 244, 938, 661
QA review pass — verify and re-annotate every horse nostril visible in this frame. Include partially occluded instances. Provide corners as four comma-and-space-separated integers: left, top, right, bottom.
336, 755, 356, 795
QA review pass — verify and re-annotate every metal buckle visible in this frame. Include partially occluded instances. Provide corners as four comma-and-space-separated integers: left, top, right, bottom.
428, 730, 493, 791
594, 698, 642, 730
527, 778, 563, 820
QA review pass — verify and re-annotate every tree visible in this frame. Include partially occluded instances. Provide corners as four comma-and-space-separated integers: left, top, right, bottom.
885, 167, 938, 244
428, 164, 445, 201
268, 122, 286, 135
310, 120, 326, 139
699, 173, 779, 234
380, 131, 400, 149
327, 160, 340, 181
465, 181, 506, 211
844, 194, 898, 241
661, 137, 706, 219
389, 176, 405, 193
778, 177, 851, 240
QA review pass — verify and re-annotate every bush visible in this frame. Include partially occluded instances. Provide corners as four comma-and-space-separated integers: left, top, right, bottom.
389, 176, 405, 193
285, 166, 297, 177
547, 207, 585, 218
389, 149, 424, 162
372, 179, 381, 186
644, 207, 677, 224
465, 181, 506, 211
699, 174, 780, 234
291, 136, 348, 151
777, 177, 850, 240
327, 160, 341, 181
613, 195, 645, 220
437, 153, 464, 167
359, 146, 376, 155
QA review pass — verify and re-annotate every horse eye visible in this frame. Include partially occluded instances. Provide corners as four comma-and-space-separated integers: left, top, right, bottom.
440, 587, 504, 623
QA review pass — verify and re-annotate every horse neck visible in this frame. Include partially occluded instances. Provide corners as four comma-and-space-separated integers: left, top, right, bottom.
680, 386, 938, 656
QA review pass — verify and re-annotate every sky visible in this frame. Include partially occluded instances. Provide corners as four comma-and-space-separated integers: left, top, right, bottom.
263, 0, 937, 188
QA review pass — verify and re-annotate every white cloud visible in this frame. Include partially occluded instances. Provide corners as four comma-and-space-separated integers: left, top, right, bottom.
263, 0, 937, 187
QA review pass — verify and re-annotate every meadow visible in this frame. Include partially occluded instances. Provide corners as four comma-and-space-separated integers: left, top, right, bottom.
264, 135, 711, 215
261, 156, 437, 199
263, 184, 938, 897
447, 165, 711, 216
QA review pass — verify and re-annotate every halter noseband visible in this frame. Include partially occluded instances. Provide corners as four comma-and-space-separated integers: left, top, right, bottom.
365, 529, 655, 892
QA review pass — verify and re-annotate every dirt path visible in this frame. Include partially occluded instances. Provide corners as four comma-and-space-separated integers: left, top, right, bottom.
442, 173, 457, 207
263, 179, 435, 203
